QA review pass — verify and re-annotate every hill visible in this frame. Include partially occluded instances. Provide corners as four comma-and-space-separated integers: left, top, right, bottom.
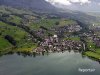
0, 6, 82, 56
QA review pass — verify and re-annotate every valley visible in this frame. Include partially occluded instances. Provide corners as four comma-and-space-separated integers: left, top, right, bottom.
0, 6, 100, 61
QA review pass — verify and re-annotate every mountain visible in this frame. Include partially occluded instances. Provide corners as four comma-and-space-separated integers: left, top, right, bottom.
0, 0, 57, 12
0, 0, 100, 27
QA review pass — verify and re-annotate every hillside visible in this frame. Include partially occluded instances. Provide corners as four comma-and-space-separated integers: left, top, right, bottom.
0, 0, 100, 26
0, 6, 82, 56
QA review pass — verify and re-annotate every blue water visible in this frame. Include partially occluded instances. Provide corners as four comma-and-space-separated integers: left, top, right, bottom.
0, 51, 100, 75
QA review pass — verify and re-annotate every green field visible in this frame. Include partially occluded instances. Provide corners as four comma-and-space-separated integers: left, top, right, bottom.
30, 19, 59, 30
7, 15, 22, 25
87, 41, 95, 50
0, 21, 27, 42
0, 36, 12, 50
85, 50, 100, 60
0, 21, 37, 55
84, 37, 100, 60
64, 36, 80, 41
59, 19, 77, 26
0, 36, 13, 56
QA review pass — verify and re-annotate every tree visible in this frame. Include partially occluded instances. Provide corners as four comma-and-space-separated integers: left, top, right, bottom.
55, 22, 59, 25
5, 35, 17, 46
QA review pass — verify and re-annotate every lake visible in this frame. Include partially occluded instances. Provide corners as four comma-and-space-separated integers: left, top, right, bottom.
0, 51, 100, 75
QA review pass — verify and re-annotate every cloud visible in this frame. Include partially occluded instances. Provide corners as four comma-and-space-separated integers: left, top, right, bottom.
45, 0, 71, 5
45, 0, 91, 6
98, 3, 100, 5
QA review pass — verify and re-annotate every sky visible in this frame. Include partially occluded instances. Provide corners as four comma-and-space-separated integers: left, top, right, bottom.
45, 0, 100, 12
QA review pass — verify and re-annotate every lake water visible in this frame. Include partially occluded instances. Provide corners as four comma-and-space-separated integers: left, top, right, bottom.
0, 51, 100, 75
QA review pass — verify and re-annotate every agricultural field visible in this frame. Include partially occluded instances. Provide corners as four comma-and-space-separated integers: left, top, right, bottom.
59, 19, 77, 26
30, 19, 59, 30
64, 36, 80, 41
6, 15, 22, 25
0, 21, 37, 55
84, 37, 100, 60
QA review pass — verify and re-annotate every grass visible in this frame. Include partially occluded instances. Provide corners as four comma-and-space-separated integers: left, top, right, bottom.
85, 37, 100, 60
95, 48, 100, 54
85, 51, 100, 60
87, 41, 95, 50
0, 36, 12, 50
7, 15, 22, 25
64, 36, 80, 41
30, 19, 59, 30
59, 19, 77, 26
0, 36, 13, 56
16, 44, 37, 53
85, 38, 96, 50
0, 21, 27, 42
0, 21, 37, 55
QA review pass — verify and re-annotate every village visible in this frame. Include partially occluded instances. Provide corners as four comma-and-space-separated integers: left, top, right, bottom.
29, 22, 100, 58
33, 34, 83, 54
32, 23, 84, 55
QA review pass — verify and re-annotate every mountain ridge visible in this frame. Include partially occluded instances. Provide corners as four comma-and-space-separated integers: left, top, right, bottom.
0, 0, 100, 27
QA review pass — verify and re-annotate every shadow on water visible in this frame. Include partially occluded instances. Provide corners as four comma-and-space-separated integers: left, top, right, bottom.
16, 51, 50, 58
0, 49, 100, 64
